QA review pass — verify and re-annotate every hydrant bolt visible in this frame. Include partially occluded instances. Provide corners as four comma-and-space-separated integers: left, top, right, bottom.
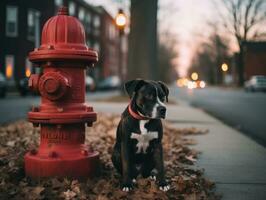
30, 149, 37, 155
48, 45, 54, 50
48, 151, 58, 158
33, 123, 39, 127
81, 150, 88, 156
31, 106, 39, 112
57, 108, 63, 112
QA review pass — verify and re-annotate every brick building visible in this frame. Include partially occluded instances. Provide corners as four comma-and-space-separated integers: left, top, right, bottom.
97, 7, 120, 79
0, 0, 120, 92
242, 41, 266, 80
231, 41, 266, 84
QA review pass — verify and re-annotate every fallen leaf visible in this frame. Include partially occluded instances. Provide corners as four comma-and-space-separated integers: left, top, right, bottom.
32, 186, 45, 196
0, 148, 8, 156
185, 155, 197, 162
6, 141, 16, 147
63, 189, 76, 200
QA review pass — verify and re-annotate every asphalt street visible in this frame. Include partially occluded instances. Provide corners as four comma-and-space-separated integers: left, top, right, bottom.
0, 90, 120, 124
2, 86, 266, 147
172, 86, 266, 146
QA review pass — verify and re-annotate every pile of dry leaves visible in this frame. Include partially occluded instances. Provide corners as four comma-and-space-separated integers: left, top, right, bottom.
0, 113, 220, 200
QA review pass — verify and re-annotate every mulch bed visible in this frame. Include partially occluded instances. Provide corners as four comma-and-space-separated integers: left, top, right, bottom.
0, 113, 220, 200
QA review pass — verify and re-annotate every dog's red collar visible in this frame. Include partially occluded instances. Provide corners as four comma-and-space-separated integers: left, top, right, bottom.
128, 102, 148, 120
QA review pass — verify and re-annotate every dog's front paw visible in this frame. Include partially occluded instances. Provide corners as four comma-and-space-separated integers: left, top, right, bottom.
149, 169, 157, 180
149, 175, 156, 180
121, 182, 133, 192
158, 180, 170, 192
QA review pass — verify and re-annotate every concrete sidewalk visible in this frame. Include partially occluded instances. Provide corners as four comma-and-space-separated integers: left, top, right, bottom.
90, 101, 266, 200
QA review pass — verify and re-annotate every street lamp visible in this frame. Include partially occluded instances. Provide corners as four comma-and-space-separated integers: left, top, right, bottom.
221, 63, 229, 85
115, 9, 127, 30
221, 63, 228, 72
191, 72, 199, 81
115, 9, 127, 92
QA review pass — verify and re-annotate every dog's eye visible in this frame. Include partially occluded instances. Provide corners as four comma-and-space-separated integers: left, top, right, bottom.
145, 94, 153, 100
159, 96, 165, 102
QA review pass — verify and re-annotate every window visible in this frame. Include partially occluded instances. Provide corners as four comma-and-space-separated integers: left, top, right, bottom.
69, 2, 76, 16
86, 40, 92, 47
27, 10, 35, 40
55, 0, 63, 7
78, 7, 85, 21
108, 24, 116, 39
5, 55, 14, 79
85, 12, 91, 33
6, 6, 18, 37
93, 15, 100, 28
93, 42, 100, 53
25, 58, 32, 78
93, 15, 100, 36
27, 10, 40, 41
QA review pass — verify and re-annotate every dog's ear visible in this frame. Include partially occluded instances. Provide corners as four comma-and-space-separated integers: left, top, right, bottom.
158, 81, 169, 102
124, 79, 146, 98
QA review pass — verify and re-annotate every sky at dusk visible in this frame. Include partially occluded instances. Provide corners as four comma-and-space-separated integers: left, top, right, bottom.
86, 0, 229, 77
159, 0, 219, 77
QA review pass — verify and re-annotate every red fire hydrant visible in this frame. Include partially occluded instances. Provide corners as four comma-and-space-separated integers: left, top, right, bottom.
24, 7, 99, 178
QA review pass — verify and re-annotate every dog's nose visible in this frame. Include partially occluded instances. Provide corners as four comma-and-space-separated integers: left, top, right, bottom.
158, 106, 166, 116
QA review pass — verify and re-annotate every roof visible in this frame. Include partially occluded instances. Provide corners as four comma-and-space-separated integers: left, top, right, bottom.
74, 0, 101, 14
74, 1, 114, 19
242, 41, 266, 52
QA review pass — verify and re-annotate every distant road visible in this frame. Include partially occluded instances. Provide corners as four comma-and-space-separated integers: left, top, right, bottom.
172, 86, 266, 146
0, 90, 120, 124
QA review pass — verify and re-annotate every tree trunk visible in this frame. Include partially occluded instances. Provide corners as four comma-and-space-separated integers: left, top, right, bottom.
238, 45, 245, 86
127, 0, 158, 80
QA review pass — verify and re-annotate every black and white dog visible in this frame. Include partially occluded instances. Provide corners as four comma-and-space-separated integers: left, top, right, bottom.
111, 79, 170, 192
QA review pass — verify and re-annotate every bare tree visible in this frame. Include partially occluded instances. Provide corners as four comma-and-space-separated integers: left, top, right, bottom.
158, 32, 179, 83
220, 0, 266, 85
189, 31, 230, 85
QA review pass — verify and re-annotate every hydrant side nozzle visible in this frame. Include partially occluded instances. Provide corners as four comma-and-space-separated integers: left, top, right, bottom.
28, 74, 40, 93
39, 72, 70, 101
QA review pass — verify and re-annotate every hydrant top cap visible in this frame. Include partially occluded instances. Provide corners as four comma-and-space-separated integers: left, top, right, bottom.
29, 6, 98, 65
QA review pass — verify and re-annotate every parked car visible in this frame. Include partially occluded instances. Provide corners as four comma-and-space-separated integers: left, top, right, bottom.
244, 75, 266, 92
17, 77, 30, 96
97, 76, 121, 90
85, 76, 96, 91
0, 73, 7, 98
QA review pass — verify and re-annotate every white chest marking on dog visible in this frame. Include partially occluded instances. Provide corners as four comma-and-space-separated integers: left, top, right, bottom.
131, 120, 158, 153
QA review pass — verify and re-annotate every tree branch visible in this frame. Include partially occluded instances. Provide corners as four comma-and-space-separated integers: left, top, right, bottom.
220, 0, 266, 47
